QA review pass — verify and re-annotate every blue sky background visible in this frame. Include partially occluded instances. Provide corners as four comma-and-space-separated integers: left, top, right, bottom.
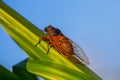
0, 0, 120, 80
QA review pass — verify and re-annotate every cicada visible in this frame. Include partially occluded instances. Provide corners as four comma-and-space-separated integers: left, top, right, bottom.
35, 25, 89, 65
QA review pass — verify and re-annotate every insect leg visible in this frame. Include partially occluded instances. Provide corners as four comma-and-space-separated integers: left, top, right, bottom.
41, 37, 49, 40
35, 37, 49, 47
46, 42, 52, 54
35, 39, 41, 47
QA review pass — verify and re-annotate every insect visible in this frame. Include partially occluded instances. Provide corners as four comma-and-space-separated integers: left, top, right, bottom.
35, 25, 89, 65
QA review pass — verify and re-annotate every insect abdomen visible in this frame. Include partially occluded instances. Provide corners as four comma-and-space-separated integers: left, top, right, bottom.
50, 35, 74, 56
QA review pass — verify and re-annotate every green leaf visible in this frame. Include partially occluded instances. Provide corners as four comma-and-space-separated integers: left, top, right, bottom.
27, 59, 93, 80
0, 65, 22, 80
13, 59, 38, 80
0, 1, 102, 80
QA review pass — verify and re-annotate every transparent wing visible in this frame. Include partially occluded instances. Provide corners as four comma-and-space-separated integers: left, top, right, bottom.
71, 41, 89, 65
